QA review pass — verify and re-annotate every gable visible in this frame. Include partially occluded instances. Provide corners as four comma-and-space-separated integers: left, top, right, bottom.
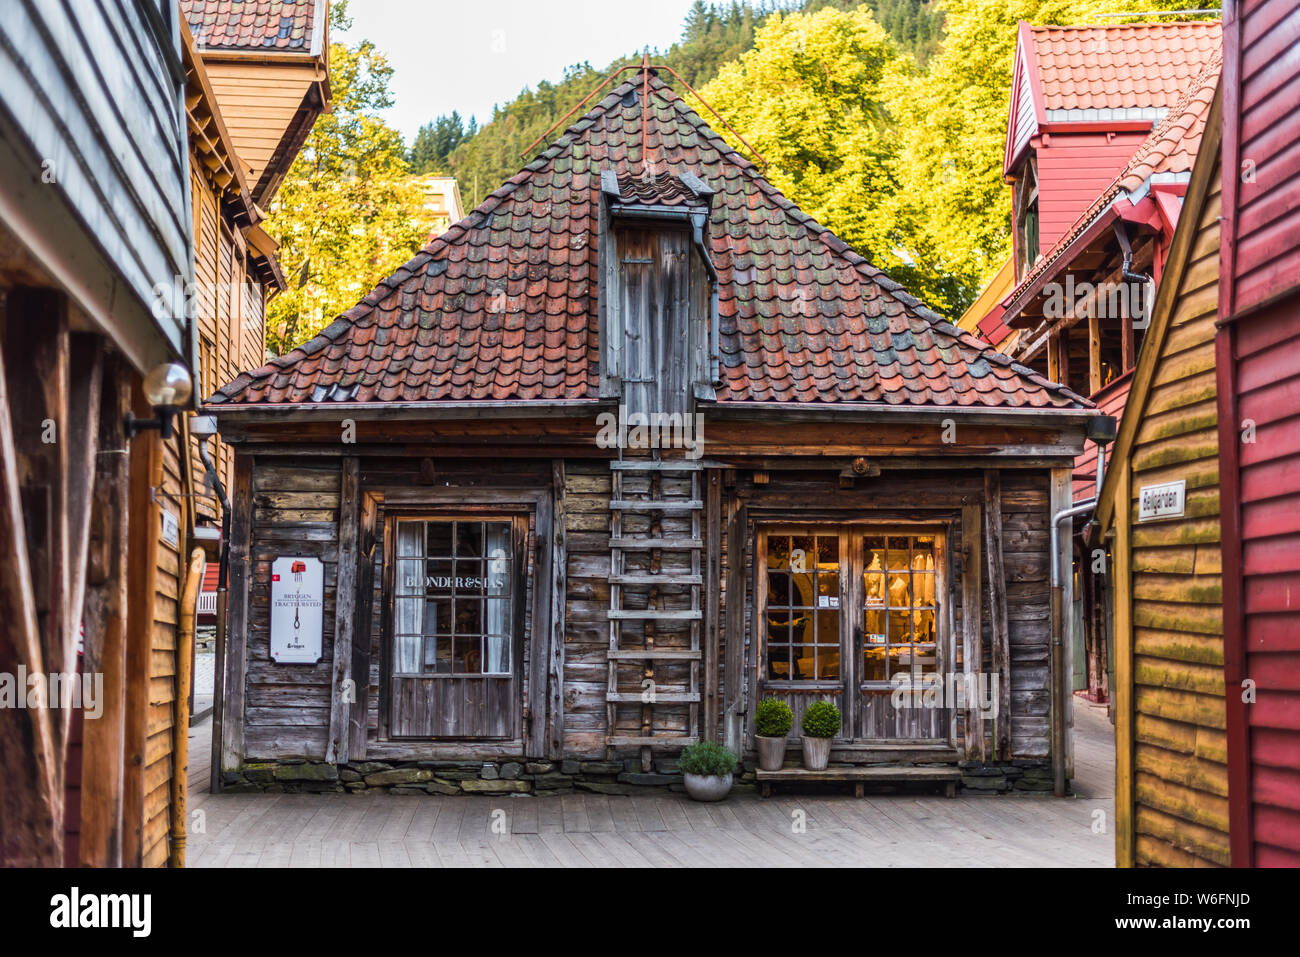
1098, 88, 1223, 529
211, 72, 1086, 412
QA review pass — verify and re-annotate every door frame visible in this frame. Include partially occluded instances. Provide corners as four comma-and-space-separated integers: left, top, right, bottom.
751, 520, 953, 748
362, 485, 557, 759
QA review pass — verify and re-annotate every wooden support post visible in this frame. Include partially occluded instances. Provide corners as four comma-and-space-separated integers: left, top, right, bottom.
983, 472, 1011, 761
350, 492, 378, 759
1112, 464, 1135, 866
723, 500, 746, 754
123, 383, 161, 867
1047, 330, 1061, 384
1121, 305, 1135, 372
1088, 314, 1103, 396
1049, 467, 1075, 793
1057, 325, 1070, 391
0, 306, 60, 867
546, 461, 567, 760
79, 358, 130, 867
961, 503, 985, 762
327, 456, 360, 764
219, 452, 253, 775
704, 469, 721, 740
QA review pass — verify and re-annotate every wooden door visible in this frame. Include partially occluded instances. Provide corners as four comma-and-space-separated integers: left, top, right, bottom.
384, 514, 526, 739
754, 525, 951, 745
756, 528, 849, 740
617, 225, 692, 419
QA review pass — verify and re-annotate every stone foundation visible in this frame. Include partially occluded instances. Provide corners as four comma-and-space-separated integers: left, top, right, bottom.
222, 756, 1059, 796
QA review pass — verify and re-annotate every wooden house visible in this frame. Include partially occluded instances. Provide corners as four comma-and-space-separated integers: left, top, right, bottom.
207, 68, 1106, 800
1099, 0, 1300, 868
976, 23, 1223, 708
0, 0, 193, 867
182, 0, 331, 207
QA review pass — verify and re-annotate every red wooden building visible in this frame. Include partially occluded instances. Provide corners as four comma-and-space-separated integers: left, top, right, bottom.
1217, 0, 1300, 867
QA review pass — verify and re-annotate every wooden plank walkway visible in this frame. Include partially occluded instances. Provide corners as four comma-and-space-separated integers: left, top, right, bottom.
185, 702, 1115, 867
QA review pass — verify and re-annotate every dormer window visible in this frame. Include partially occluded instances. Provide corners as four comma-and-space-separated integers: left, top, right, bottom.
597, 167, 718, 416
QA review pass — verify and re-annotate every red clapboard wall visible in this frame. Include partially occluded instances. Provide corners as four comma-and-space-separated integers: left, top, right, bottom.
1219, 0, 1300, 867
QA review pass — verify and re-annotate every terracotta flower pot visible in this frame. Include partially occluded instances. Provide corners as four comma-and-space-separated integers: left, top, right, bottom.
756, 735, 787, 771
802, 735, 832, 771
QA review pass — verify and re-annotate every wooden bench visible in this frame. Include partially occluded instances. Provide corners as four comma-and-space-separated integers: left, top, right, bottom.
756, 766, 962, 798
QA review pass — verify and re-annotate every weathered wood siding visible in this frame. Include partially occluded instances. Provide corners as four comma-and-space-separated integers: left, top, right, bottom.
0, 0, 191, 365
202, 58, 322, 195
1119, 156, 1229, 867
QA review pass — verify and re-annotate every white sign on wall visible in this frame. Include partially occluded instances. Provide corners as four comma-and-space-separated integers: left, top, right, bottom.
1138, 479, 1186, 522
270, 556, 324, 664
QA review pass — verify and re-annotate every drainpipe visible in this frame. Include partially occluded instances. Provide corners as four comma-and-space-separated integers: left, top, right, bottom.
690, 210, 722, 387
1050, 416, 1117, 797
171, 547, 206, 867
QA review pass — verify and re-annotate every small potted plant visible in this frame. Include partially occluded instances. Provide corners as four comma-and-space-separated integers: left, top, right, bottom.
755, 698, 794, 771
678, 741, 738, 802
800, 700, 841, 771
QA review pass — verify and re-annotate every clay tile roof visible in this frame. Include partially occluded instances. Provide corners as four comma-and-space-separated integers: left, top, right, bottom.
611, 166, 708, 208
212, 74, 1088, 411
182, 0, 322, 53
1030, 21, 1220, 112
1006, 51, 1222, 307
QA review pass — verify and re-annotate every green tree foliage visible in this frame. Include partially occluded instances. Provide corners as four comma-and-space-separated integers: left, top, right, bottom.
886, 0, 1216, 312
408, 111, 476, 173
696, 8, 925, 290
264, 1, 431, 353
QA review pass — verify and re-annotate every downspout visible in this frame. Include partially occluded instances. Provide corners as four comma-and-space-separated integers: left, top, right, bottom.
171, 547, 206, 867
1051, 418, 1115, 797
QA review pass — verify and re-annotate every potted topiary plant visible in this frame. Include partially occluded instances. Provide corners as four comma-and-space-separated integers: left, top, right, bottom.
800, 700, 841, 771
677, 741, 738, 802
755, 698, 794, 771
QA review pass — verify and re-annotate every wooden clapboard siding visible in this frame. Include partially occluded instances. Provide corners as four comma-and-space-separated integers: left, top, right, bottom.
201, 60, 321, 189
1220, 0, 1300, 868
1105, 105, 1229, 867
0, 0, 191, 369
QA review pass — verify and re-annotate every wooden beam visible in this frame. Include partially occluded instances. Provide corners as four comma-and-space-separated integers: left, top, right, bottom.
983, 472, 1011, 761
1121, 305, 1136, 371
326, 456, 360, 764
961, 503, 985, 762
219, 452, 254, 774
723, 500, 747, 753
78, 358, 130, 867
0, 308, 60, 867
1088, 314, 1103, 396
1049, 467, 1075, 790
1112, 463, 1135, 867
350, 492, 378, 759
1057, 324, 1070, 391
123, 384, 162, 867
704, 468, 721, 741
545, 461, 567, 759
1047, 329, 1061, 384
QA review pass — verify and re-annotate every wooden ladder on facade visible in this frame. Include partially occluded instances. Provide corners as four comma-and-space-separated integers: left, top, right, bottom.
606, 454, 704, 769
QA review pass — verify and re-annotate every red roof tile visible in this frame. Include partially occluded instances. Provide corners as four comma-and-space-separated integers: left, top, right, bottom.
182, 0, 322, 53
1030, 21, 1220, 113
1005, 52, 1222, 310
212, 73, 1087, 411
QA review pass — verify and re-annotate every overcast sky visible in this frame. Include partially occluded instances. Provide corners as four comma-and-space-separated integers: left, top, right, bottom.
341, 0, 703, 142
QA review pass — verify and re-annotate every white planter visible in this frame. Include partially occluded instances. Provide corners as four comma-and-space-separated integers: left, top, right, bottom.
802, 736, 832, 771
683, 772, 733, 802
